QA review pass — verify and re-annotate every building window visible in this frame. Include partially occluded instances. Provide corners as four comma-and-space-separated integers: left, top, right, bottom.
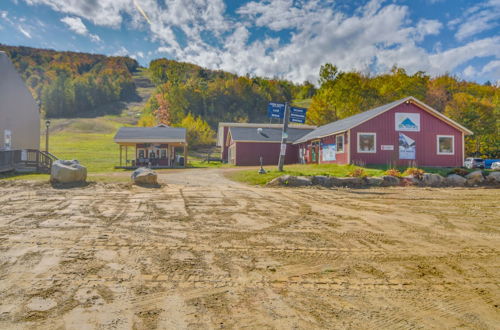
336, 135, 344, 153
437, 135, 454, 155
357, 133, 376, 153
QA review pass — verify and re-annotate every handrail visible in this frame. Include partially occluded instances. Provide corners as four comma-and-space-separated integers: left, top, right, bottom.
0, 149, 56, 173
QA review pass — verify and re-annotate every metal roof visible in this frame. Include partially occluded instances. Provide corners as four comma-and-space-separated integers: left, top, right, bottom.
294, 96, 473, 144
114, 126, 187, 143
229, 127, 314, 143
217, 122, 316, 146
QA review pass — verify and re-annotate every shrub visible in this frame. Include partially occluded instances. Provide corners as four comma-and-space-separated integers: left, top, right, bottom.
403, 167, 425, 179
384, 168, 402, 177
347, 168, 367, 178
450, 168, 469, 177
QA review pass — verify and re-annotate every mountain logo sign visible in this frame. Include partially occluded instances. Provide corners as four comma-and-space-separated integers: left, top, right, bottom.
395, 113, 420, 132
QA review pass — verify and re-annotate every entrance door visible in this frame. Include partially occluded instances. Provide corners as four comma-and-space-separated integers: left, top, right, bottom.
311, 141, 320, 164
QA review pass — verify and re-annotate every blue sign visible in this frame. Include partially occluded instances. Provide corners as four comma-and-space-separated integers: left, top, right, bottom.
289, 107, 307, 123
268, 102, 285, 119
290, 107, 307, 115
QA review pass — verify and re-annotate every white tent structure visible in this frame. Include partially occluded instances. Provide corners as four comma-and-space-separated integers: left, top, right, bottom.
0, 51, 40, 151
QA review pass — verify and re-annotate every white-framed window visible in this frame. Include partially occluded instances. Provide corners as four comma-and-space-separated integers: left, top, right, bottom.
357, 132, 376, 153
437, 135, 454, 155
336, 135, 344, 153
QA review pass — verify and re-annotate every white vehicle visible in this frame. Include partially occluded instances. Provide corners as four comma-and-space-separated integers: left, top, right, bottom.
491, 161, 500, 170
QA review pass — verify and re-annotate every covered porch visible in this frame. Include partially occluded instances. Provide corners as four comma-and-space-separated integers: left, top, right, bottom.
113, 125, 188, 169
115, 142, 188, 169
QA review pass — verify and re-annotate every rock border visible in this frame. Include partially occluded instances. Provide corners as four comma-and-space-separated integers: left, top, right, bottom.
267, 170, 500, 188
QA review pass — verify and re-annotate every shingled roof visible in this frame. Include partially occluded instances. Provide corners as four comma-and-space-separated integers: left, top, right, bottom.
229, 127, 314, 143
114, 125, 187, 143
294, 96, 473, 144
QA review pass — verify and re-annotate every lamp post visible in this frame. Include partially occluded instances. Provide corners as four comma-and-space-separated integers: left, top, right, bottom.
45, 120, 51, 153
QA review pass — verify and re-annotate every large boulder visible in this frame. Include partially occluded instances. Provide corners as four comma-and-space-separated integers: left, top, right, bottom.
465, 170, 484, 186
380, 175, 400, 187
330, 177, 365, 188
366, 177, 383, 186
421, 173, 445, 187
312, 175, 333, 187
446, 174, 466, 187
267, 175, 312, 187
50, 160, 87, 184
400, 175, 419, 186
486, 172, 500, 184
131, 167, 158, 185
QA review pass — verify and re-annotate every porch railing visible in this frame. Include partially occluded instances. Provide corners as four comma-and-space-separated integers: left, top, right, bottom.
0, 149, 58, 173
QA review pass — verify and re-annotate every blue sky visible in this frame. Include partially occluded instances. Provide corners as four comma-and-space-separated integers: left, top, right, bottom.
0, 0, 499, 84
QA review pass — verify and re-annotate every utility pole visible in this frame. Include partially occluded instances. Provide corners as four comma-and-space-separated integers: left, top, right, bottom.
277, 102, 290, 172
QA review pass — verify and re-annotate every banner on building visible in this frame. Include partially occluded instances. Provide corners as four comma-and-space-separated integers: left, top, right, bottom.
399, 133, 415, 159
321, 144, 336, 161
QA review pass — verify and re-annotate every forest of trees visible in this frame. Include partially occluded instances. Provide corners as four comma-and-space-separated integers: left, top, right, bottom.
0, 44, 139, 118
308, 64, 499, 157
141, 58, 315, 128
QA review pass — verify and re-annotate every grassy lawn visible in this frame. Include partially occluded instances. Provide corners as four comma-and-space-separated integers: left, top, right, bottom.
227, 163, 385, 185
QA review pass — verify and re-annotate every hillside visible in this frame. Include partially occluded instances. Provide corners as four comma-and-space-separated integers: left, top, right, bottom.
0, 44, 139, 118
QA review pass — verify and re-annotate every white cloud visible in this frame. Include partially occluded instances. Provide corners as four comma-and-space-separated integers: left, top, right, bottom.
61, 16, 100, 42
451, 0, 500, 41
22, 0, 500, 84
18, 25, 31, 38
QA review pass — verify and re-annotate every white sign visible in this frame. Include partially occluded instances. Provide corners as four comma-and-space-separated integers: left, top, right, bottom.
395, 113, 420, 132
399, 133, 416, 159
280, 143, 287, 155
381, 145, 394, 151
322, 144, 336, 161
4, 130, 11, 150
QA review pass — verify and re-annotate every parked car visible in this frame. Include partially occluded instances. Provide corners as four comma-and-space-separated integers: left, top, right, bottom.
491, 161, 500, 170
464, 157, 485, 169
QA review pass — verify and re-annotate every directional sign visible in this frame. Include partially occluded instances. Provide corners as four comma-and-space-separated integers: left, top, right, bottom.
289, 107, 307, 123
290, 107, 307, 115
267, 102, 286, 119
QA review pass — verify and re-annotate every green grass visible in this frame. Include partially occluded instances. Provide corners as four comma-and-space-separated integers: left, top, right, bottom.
292, 99, 312, 109
227, 163, 385, 185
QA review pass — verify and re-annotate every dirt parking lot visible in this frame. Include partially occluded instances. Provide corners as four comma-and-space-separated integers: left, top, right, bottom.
0, 169, 499, 329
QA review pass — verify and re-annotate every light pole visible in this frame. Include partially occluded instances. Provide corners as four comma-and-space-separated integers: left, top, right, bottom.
45, 120, 51, 153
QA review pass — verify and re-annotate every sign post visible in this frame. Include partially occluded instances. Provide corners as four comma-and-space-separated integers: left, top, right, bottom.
277, 102, 290, 172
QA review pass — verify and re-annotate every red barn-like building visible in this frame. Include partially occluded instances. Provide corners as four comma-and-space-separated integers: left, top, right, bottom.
217, 123, 315, 165
294, 97, 473, 167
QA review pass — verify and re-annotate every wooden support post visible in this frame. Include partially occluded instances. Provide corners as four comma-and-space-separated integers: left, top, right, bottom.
184, 144, 188, 168
119, 145, 122, 167
125, 146, 128, 166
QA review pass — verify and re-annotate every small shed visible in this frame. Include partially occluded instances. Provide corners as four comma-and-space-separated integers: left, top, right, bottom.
113, 124, 187, 168
294, 96, 473, 167
226, 126, 314, 166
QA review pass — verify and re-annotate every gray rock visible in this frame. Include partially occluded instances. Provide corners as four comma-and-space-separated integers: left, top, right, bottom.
465, 170, 484, 186
421, 173, 445, 187
446, 174, 466, 186
132, 167, 158, 185
380, 175, 400, 187
50, 160, 87, 184
486, 171, 500, 184
330, 177, 365, 188
312, 175, 333, 187
400, 175, 419, 186
267, 175, 312, 187
366, 177, 383, 186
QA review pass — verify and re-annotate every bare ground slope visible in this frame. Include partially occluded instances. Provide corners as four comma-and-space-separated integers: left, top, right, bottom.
0, 170, 498, 329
